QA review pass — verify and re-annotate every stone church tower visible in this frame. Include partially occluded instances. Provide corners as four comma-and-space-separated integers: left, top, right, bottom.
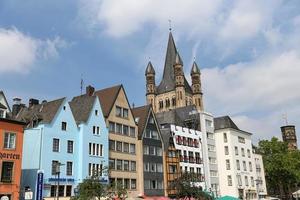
145, 32, 204, 113
281, 125, 298, 150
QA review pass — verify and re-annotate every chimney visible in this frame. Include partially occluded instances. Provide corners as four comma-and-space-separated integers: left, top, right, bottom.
12, 97, 25, 117
86, 85, 95, 96
29, 98, 39, 107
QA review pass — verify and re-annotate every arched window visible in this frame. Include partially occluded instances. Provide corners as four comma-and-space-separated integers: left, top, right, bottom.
172, 97, 176, 107
159, 100, 164, 110
165, 98, 170, 108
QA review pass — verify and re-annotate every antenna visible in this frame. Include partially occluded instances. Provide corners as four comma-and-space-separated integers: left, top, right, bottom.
80, 74, 84, 95
168, 19, 172, 31
282, 113, 288, 126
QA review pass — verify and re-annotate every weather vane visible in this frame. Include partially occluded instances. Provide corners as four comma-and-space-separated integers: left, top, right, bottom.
168, 19, 172, 31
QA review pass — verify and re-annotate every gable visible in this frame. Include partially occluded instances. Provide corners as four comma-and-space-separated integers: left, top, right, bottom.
0, 91, 11, 112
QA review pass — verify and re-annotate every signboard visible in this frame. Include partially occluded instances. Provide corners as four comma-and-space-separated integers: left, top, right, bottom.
25, 191, 33, 200
36, 171, 44, 200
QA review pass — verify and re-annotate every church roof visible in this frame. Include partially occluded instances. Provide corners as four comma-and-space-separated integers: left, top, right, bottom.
145, 61, 155, 75
156, 32, 192, 94
190, 61, 200, 75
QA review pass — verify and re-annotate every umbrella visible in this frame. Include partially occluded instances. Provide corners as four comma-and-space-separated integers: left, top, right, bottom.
217, 195, 240, 200
293, 189, 300, 199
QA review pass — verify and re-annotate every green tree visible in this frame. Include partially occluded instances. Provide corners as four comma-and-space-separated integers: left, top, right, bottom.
174, 172, 214, 200
257, 137, 300, 199
107, 182, 128, 200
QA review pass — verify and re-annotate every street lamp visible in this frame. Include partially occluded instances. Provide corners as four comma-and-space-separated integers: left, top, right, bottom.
55, 162, 65, 200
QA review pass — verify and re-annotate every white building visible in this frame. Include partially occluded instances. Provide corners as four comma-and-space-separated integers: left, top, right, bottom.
253, 153, 268, 199
214, 116, 266, 199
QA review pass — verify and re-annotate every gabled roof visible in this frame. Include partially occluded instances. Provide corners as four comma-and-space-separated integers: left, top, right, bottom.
0, 91, 11, 112
16, 98, 65, 124
214, 116, 239, 130
70, 95, 96, 125
0, 102, 7, 109
156, 32, 192, 94
132, 105, 151, 139
94, 85, 122, 118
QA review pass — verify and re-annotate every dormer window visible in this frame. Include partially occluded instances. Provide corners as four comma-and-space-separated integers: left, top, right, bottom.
61, 122, 67, 131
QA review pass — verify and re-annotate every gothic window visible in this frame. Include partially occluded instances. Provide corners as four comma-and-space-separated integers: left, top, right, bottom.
172, 97, 176, 107
159, 100, 163, 110
165, 98, 170, 108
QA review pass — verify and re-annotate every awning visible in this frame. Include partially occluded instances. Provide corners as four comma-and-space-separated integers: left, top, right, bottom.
217, 195, 240, 200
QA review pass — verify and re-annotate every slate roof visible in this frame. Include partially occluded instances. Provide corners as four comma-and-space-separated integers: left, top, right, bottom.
156, 32, 192, 94
190, 61, 200, 75
0, 102, 7, 109
132, 105, 151, 140
214, 116, 240, 130
94, 85, 122, 118
16, 98, 65, 124
145, 61, 155, 75
70, 95, 96, 124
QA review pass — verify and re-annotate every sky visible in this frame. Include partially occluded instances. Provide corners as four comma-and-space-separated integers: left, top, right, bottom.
0, 0, 300, 145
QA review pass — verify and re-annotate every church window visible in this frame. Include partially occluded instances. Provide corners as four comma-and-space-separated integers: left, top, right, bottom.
172, 97, 176, 107
165, 98, 170, 108
159, 100, 163, 110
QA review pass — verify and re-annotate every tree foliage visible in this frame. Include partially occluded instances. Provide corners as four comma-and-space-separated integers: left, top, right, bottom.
257, 137, 300, 199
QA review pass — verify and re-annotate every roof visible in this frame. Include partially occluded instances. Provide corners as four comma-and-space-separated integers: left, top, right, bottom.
0, 91, 11, 112
190, 61, 200, 75
145, 61, 155, 75
132, 105, 151, 139
70, 95, 96, 124
214, 116, 240, 130
156, 32, 192, 94
16, 98, 65, 124
94, 85, 122, 118
0, 102, 7, 109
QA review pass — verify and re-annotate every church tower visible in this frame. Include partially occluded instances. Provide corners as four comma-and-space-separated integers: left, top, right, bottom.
145, 61, 156, 111
281, 125, 298, 150
191, 61, 204, 111
145, 31, 204, 113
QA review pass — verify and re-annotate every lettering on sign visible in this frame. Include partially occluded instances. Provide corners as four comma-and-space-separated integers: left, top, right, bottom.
0, 152, 20, 160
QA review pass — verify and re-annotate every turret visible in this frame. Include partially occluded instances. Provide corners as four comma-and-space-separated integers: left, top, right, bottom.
190, 61, 204, 111
145, 61, 156, 110
174, 52, 185, 107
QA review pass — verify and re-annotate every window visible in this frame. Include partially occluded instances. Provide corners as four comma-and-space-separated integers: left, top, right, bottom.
116, 141, 122, 152
123, 143, 129, 153
100, 144, 103, 156
144, 163, 149, 172
205, 119, 212, 127
52, 160, 59, 175
130, 127, 135, 137
66, 185, 72, 196
208, 145, 215, 152
52, 138, 59, 152
236, 160, 240, 170
209, 157, 216, 164
223, 132, 228, 142
116, 106, 122, 117
251, 176, 254, 187
67, 140, 73, 153
224, 146, 229, 155
116, 123, 122, 134
124, 179, 130, 189
235, 146, 238, 155
243, 161, 247, 171
123, 125, 129, 136
89, 143, 92, 155
157, 163, 163, 172
130, 144, 136, 154
207, 132, 214, 139
131, 161, 136, 171
241, 148, 245, 157
4, 133, 16, 149
150, 163, 156, 172
226, 159, 230, 170
117, 160, 122, 170
143, 145, 149, 155
210, 170, 218, 177
245, 176, 249, 186
169, 165, 177, 173
0, 110, 4, 118
172, 97, 176, 106
58, 185, 64, 197
109, 140, 115, 151
95, 110, 98, 116
227, 175, 232, 186
61, 122, 67, 131
1, 162, 14, 182
131, 179, 136, 189
123, 108, 129, 118
93, 126, 96, 134
109, 122, 115, 133
249, 162, 253, 172
123, 160, 129, 171
237, 175, 242, 186
247, 149, 251, 158
152, 130, 158, 139
96, 126, 100, 135
238, 136, 245, 143
159, 100, 163, 109
156, 147, 162, 156
145, 130, 151, 138
109, 159, 115, 170
149, 146, 155, 155
66, 162, 73, 176
50, 185, 57, 197
165, 98, 170, 108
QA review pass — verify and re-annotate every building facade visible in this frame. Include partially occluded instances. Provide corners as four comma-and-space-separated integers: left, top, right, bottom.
214, 116, 266, 199
18, 92, 108, 199
95, 85, 141, 197
253, 153, 267, 199
0, 91, 25, 200
132, 105, 165, 196
145, 31, 204, 113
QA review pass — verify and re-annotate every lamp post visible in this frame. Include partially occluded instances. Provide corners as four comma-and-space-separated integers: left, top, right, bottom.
55, 162, 64, 200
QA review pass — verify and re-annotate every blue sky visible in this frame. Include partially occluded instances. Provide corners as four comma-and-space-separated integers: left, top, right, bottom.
1, 0, 300, 145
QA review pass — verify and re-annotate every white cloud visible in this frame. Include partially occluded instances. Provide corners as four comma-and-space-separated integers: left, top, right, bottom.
0, 28, 66, 74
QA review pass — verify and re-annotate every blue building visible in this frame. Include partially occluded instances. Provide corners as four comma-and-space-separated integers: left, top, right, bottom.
18, 90, 108, 199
